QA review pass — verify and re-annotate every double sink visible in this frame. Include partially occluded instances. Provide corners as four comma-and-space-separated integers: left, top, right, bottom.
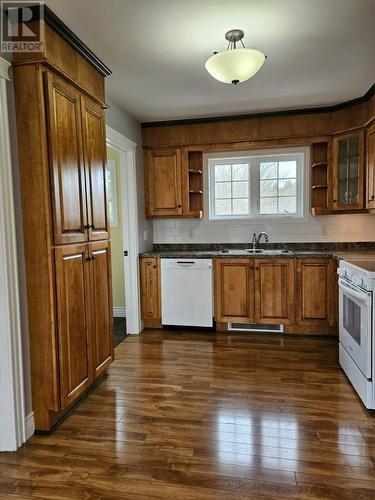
218, 249, 292, 255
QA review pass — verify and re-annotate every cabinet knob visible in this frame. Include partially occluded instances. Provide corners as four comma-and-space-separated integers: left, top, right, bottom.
84, 224, 90, 230
331, 199, 337, 203
372, 195, 375, 200
86, 256, 92, 262
91, 224, 96, 229
177, 204, 182, 208
91, 254, 96, 261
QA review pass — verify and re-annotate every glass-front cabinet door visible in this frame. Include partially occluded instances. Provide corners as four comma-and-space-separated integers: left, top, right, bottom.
331, 131, 364, 210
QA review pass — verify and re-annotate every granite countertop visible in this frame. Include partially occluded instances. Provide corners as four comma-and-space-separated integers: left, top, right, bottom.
140, 244, 375, 261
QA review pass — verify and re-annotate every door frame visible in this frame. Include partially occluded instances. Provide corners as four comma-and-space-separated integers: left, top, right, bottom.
0, 57, 28, 451
106, 125, 142, 334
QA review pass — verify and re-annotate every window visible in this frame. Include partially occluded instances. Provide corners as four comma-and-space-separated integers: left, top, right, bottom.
105, 159, 119, 227
207, 148, 307, 220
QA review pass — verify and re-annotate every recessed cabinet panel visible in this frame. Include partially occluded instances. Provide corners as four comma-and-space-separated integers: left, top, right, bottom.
366, 124, 375, 209
215, 259, 254, 323
55, 245, 92, 408
146, 149, 183, 216
296, 259, 334, 326
82, 97, 109, 241
255, 259, 295, 324
44, 73, 86, 244
89, 241, 113, 378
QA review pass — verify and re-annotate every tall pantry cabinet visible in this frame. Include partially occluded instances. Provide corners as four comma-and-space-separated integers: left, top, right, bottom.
12, 13, 114, 431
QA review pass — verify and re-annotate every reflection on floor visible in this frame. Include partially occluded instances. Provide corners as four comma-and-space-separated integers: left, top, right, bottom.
2, 331, 375, 498
113, 317, 127, 347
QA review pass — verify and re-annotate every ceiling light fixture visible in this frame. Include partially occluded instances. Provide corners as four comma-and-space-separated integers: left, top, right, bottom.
205, 29, 266, 85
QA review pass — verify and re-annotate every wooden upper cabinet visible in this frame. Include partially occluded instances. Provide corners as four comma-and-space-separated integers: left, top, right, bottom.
366, 124, 375, 210
255, 259, 295, 324
81, 96, 109, 241
44, 72, 87, 245
215, 259, 254, 323
331, 131, 364, 210
145, 149, 183, 217
296, 259, 334, 327
88, 241, 114, 378
140, 257, 161, 323
54, 244, 92, 409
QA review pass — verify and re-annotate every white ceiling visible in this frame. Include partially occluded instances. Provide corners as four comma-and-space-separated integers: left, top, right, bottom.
46, 0, 375, 123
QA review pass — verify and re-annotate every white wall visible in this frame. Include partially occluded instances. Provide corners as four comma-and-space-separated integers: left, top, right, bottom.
106, 100, 152, 253
153, 213, 375, 245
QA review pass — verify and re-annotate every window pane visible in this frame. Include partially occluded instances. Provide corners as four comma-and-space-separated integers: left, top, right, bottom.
232, 164, 249, 180
215, 182, 231, 198
260, 179, 277, 197
233, 198, 248, 215
349, 138, 358, 156
278, 178, 296, 196
339, 159, 347, 180
339, 140, 348, 158
279, 161, 296, 178
260, 197, 277, 214
260, 162, 277, 179
215, 164, 231, 181
349, 158, 358, 178
278, 197, 296, 213
232, 181, 248, 198
215, 199, 231, 215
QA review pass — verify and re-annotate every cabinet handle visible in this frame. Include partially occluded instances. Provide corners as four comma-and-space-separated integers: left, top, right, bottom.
86, 256, 92, 262
331, 199, 337, 203
84, 224, 90, 230
91, 224, 96, 229
91, 254, 96, 261
372, 195, 375, 200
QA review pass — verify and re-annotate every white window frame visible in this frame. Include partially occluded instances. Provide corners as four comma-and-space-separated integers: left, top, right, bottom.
204, 146, 310, 222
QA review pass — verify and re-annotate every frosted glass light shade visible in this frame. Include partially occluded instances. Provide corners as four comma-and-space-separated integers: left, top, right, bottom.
205, 48, 265, 84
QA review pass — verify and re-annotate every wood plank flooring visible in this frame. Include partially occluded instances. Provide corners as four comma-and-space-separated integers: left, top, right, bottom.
1, 331, 375, 499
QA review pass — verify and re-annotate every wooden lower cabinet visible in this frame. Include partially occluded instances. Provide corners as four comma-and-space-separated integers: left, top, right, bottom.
89, 241, 114, 377
215, 259, 254, 323
255, 259, 295, 325
295, 259, 335, 328
55, 245, 92, 409
140, 257, 162, 328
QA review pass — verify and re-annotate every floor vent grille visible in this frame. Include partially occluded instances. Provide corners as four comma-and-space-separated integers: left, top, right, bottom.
228, 323, 283, 333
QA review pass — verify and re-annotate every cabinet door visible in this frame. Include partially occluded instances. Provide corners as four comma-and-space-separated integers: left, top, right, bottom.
88, 241, 114, 378
215, 259, 254, 323
55, 245, 92, 409
81, 96, 109, 241
366, 124, 375, 209
255, 259, 295, 324
332, 131, 364, 210
44, 72, 87, 245
140, 257, 160, 322
146, 149, 183, 217
296, 259, 334, 327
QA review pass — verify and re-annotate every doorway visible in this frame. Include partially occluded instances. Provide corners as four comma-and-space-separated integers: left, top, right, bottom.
105, 126, 142, 338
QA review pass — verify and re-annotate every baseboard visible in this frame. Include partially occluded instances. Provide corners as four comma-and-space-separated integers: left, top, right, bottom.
113, 307, 126, 317
25, 412, 35, 441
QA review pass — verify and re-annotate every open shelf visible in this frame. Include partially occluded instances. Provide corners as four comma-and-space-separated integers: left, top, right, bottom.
311, 142, 330, 215
187, 151, 203, 217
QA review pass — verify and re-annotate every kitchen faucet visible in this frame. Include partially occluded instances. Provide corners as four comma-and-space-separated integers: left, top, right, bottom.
251, 232, 269, 251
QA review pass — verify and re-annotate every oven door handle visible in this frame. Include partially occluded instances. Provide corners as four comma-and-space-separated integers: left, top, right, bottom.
338, 279, 372, 305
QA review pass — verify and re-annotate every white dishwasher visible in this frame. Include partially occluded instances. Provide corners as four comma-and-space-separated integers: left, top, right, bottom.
161, 259, 213, 327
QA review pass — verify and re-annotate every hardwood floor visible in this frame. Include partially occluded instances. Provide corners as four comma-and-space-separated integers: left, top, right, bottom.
1, 331, 375, 499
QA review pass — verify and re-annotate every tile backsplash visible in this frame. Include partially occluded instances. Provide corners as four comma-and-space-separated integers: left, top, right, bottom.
153, 214, 375, 244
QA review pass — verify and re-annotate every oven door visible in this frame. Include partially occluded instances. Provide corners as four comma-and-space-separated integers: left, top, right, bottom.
339, 278, 372, 379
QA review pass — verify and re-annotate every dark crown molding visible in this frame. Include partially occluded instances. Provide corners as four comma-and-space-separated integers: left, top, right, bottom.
5, 4, 112, 76
141, 83, 375, 128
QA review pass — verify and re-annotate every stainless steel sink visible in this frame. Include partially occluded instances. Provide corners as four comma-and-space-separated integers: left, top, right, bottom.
219, 249, 292, 255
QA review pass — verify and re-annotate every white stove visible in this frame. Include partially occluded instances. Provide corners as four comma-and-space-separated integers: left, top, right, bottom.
337, 260, 375, 409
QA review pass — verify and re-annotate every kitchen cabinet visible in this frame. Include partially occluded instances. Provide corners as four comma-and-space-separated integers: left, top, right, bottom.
331, 131, 364, 211
215, 259, 254, 323
366, 124, 375, 210
145, 148, 183, 217
13, 20, 113, 431
54, 244, 92, 409
296, 259, 335, 327
140, 257, 161, 327
254, 259, 295, 325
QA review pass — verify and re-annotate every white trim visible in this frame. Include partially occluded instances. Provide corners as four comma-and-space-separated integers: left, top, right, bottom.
113, 307, 126, 318
106, 125, 142, 334
24, 412, 35, 441
0, 58, 27, 451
